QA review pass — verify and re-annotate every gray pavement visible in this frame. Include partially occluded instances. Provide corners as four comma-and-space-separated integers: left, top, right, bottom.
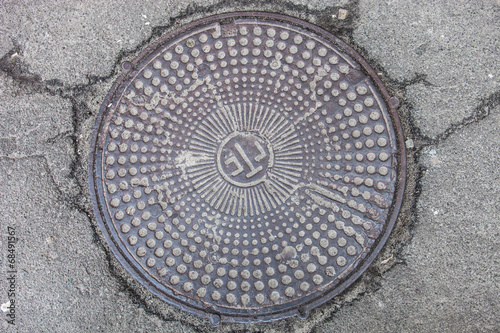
0, 1, 498, 332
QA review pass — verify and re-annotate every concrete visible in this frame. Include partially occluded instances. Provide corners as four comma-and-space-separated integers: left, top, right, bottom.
0, 0, 498, 332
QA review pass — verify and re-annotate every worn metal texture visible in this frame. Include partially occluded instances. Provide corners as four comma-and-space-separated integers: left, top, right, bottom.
88, 12, 406, 325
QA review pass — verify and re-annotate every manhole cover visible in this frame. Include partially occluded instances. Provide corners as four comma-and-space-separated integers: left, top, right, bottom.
89, 12, 406, 325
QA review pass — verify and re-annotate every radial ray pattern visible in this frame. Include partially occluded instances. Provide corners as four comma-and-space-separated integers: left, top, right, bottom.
188, 103, 302, 216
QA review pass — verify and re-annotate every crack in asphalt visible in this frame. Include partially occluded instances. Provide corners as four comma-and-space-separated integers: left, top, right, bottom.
0, 154, 67, 203
421, 90, 500, 146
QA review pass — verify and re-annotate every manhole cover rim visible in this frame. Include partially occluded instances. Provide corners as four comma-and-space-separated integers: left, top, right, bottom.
88, 11, 407, 324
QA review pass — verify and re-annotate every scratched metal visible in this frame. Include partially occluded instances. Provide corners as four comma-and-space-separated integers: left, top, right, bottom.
89, 12, 406, 325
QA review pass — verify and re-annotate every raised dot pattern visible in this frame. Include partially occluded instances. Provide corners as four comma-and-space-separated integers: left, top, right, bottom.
99, 21, 397, 310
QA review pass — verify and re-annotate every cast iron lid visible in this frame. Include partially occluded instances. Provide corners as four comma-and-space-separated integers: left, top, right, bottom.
89, 12, 406, 325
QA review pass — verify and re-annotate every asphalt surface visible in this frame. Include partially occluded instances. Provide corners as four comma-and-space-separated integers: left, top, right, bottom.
0, 1, 498, 332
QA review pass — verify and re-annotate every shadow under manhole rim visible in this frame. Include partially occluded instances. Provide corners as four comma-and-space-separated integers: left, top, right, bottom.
88, 11, 406, 326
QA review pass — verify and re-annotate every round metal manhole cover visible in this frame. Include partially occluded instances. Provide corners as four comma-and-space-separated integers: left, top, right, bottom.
89, 12, 406, 325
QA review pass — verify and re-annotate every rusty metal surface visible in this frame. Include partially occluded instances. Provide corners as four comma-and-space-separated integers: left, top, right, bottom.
89, 12, 406, 325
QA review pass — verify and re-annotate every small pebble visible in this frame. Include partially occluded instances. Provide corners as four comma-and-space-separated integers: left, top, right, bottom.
405, 139, 414, 149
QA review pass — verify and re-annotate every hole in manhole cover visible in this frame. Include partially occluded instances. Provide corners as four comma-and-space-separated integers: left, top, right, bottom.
89, 12, 406, 325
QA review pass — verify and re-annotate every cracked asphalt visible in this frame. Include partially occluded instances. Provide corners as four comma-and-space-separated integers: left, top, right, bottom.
0, 0, 498, 332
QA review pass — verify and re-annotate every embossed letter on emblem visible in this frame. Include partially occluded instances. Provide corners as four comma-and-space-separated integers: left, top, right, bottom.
217, 132, 273, 187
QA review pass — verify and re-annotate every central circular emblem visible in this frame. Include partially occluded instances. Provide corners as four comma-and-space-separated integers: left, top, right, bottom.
188, 104, 301, 216
89, 12, 406, 326
217, 131, 274, 187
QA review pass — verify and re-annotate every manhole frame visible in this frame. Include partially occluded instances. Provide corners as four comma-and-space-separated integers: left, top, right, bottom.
88, 11, 407, 325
